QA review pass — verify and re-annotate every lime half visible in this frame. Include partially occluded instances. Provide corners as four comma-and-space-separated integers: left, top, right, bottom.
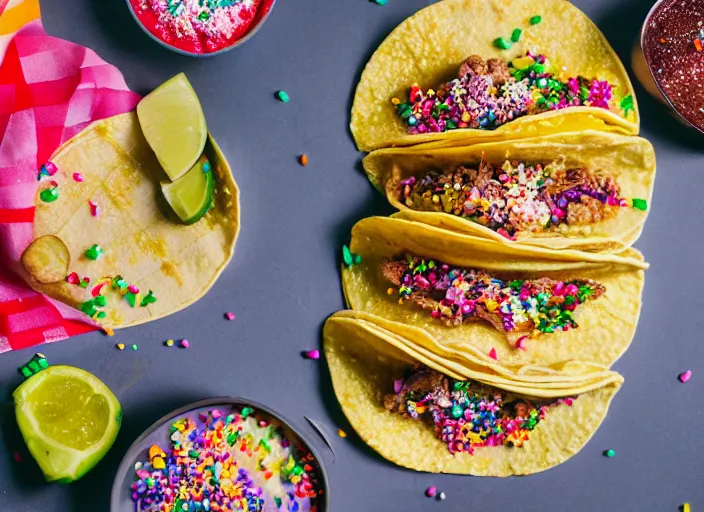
161, 155, 214, 224
137, 73, 207, 181
13, 365, 122, 483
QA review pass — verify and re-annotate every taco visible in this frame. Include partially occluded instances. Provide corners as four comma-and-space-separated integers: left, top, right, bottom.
342, 217, 646, 367
22, 111, 240, 329
362, 131, 655, 252
324, 313, 623, 475
350, 0, 638, 152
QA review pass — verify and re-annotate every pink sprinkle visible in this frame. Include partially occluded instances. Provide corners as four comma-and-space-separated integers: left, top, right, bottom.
91, 281, 109, 297
44, 162, 58, 176
259, 420, 268, 427
515, 336, 528, 350
489, 348, 498, 360
13, 452, 21, 463
66, 272, 80, 285
89, 200, 100, 217
127, 284, 139, 294
393, 378, 404, 394
72, 172, 84, 182
180, 339, 190, 348
211, 410, 222, 419
426, 486, 437, 498
304, 349, 320, 360
225, 312, 235, 321
679, 370, 692, 383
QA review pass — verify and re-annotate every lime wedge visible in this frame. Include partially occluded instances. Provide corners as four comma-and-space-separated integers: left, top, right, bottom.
137, 73, 207, 181
161, 155, 214, 224
13, 365, 122, 483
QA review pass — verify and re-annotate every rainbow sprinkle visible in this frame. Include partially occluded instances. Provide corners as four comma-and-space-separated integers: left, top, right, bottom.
385, 365, 575, 455
131, 408, 323, 512
382, 256, 604, 346
400, 160, 643, 239
394, 52, 627, 134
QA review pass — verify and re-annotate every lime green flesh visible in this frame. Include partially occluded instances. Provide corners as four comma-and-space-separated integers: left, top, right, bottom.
161, 156, 214, 224
13, 366, 122, 483
137, 73, 207, 181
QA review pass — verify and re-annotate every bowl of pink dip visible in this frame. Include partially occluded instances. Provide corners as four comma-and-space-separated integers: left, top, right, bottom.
126, 0, 276, 57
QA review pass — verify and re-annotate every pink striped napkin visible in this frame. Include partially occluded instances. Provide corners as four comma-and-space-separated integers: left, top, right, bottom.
0, 0, 140, 352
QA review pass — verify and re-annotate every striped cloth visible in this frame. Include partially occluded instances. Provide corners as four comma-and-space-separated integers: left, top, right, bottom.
0, 0, 140, 352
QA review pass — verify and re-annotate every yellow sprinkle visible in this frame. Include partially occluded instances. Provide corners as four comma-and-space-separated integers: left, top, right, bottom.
387, 288, 395, 295
148, 444, 163, 460
683, 504, 690, 512
152, 456, 166, 469
485, 299, 498, 312
104, 327, 114, 336
165, 338, 174, 347
116, 343, 125, 350
337, 429, 347, 438
391, 97, 400, 105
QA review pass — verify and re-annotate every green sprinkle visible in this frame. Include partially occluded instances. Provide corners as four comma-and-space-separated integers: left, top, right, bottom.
20, 366, 32, 378
39, 187, 59, 203
241, 406, 254, 418
97, 311, 107, 319
131, 344, 138, 351
493, 37, 511, 50
529, 15, 542, 25
38, 358, 49, 370
94, 295, 107, 307
373, 0, 387, 4
197, 10, 209, 20
125, 292, 137, 308
632, 198, 648, 211
140, 290, 157, 307
275, 90, 290, 103
84, 244, 104, 260
28, 360, 40, 373
511, 28, 522, 42
352, 254, 362, 265
620, 94, 634, 116
78, 279, 89, 289
274, 497, 282, 508
604, 449, 616, 457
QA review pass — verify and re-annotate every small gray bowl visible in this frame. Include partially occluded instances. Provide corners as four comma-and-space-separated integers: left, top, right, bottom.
110, 397, 330, 511
125, 0, 277, 58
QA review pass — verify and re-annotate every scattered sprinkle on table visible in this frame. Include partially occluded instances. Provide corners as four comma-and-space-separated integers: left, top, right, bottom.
103, 328, 114, 336
303, 349, 320, 360
132, 344, 138, 351
116, 343, 125, 350
225, 311, 235, 320
373, 0, 388, 5
275, 90, 290, 103
679, 370, 692, 383
165, 339, 174, 347
337, 429, 346, 438
426, 486, 437, 498
682, 503, 691, 512
604, 449, 616, 458
438, 492, 446, 501
180, 339, 190, 349
299, 154, 308, 166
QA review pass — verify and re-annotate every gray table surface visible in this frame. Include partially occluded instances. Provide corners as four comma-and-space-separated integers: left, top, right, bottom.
1, 0, 702, 510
